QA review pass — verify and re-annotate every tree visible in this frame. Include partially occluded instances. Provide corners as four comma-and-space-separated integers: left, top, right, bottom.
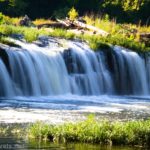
0, 0, 149, 24
0, 0, 27, 16
66, 0, 79, 7
122, 0, 145, 11
8, 0, 27, 15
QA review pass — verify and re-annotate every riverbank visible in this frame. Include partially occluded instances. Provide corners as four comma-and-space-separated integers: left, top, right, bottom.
0, 14, 150, 52
28, 116, 150, 147
0, 14, 150, 149
0, 25, 149, 52
0, 115, 150, 148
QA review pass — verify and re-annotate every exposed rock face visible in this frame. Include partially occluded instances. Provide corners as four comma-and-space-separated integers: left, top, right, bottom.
0, 44, 11, 74
140, 33, 150, 47
19, 15, 33, 27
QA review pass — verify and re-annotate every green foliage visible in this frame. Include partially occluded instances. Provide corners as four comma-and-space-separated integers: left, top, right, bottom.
0, 23, 149, 51
122, 0, 145, 11
53, 7, 70, 19
0, 25, 38, 42
0, 124, 25, 138
24, 28, 39, 42
28, 117, 150, 147
84, 14, 120, 34
0, 13, 21, 25
0, 0, 149, 24
0, 13, 149, 51
100, 0, 149, 23
104, 14, 110, 22
0, 25, 13, 35
0, 12, 11, 25
0, 12, 3, 24
83, 15, 150, 51
68, 7, 78, 20
66, 0, 79, 7
28, 121, 52, 140
102, 0, 145, 11
0, 37, 20, 47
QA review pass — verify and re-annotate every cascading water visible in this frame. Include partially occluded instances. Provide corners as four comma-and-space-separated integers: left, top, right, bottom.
0, 38, 149, 97
0, 59, 14, 96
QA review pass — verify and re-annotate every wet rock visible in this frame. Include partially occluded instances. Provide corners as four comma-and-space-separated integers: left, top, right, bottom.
0, 45, 11, 74
19, 15, 34, 27
10, 34, 24, 40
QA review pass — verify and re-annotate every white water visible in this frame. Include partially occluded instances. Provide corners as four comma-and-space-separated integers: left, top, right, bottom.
0, 95, 150, 123
0, 38, 150, 123
0, 39, 149, 97
0, 59, 14, 96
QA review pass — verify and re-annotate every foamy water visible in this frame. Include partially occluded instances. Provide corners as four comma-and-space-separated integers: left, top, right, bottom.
0, 95, 150, 123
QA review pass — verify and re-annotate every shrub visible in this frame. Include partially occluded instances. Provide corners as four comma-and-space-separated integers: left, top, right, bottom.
0, 25, 13, 35
24, 29, 39, 42
28, 117, 150, 147
68, 7, 78, 21
0, 12, 4, 24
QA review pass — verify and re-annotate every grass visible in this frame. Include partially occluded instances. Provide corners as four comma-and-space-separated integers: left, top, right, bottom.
84, 14, 120, 34
0, 116, 149, 147
83, 14, 150, 51
0, 14, 150, 52
0, 124, 26, 138
84, 14, 150, 34
33, 18, 54, 26
0, 24, 149, 52
28, 115, 150, 147
0, 13, 22, 26
0, 36, 20, 47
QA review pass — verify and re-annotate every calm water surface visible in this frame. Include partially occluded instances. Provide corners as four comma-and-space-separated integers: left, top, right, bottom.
0, 138, 146, 150
0, 95, 150, 149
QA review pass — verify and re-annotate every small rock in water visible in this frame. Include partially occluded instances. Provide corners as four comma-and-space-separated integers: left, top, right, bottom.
10, 34, 24, 40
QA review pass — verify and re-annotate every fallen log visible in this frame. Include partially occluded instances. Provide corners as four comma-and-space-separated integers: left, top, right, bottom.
73, 20, 109, 36
56, 19, 71, 27
37, 22, 68, 29
140, 33, 150, 38
56, 19, 109, 36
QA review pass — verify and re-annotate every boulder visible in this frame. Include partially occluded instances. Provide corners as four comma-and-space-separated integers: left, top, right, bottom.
19, 15, 34, 27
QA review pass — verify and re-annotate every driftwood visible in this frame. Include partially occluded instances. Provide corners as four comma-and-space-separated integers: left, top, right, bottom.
37, 22, 68, 29
20, 16, 109, 36
18, 15, 109, 36
56, 19, 71, 27
140, 33, 150, 38
57, 19, 109, 36
73, 20, 109, 36
38, 19, 74, 29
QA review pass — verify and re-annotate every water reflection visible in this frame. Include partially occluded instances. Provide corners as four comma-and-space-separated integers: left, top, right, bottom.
0, 138, 146, 150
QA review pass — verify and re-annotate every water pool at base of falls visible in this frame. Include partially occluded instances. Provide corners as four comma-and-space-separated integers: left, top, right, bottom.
0, 138, 145, 150
0, 95, 150, 123
0, 38, 150, 150
0, 95, 149, 149
0, 38, 150, 122
0, 37, 150, 122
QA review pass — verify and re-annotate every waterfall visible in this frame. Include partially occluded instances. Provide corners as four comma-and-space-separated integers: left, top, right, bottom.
0, 39, 149, 97
0, 59, 14, 96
